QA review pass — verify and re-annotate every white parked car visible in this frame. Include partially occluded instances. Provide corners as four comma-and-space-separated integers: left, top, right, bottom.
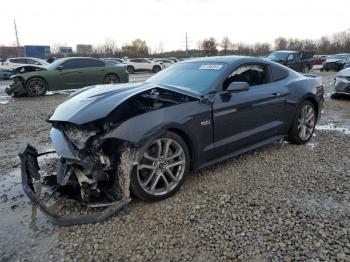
153, 58, 174, 68
3, 57, 49, 69
126, 58, 165, 74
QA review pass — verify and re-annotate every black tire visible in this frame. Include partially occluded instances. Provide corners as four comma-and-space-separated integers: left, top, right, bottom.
25, 78, 48, 96
103, 74, 119, 84
130, 131, 190, 201
127, 66, 135, 74
303, 66, 309, 73
152, 65, 161, 73
331, 93, 342, 99
287, 100, 316, 144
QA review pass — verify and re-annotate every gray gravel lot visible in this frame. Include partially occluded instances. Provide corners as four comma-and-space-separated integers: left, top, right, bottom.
0, 71, 350, 261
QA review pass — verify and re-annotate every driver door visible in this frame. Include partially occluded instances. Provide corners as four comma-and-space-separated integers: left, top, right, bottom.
58, 59, 84, 89
212, 64, 289, 158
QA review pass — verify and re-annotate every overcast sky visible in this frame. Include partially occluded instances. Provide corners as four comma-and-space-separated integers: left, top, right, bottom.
1, 0, 349, 52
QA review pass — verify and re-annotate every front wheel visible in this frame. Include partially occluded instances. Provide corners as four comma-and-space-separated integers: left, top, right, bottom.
25, 78, 48, 96
127, 66, 135, 74
130, 131, 190, 201
287, 100, 316, 144
152, 65, 161, 73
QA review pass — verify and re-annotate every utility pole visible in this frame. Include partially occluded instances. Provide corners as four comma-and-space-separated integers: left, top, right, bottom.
14, 19, 20, 56
185, 32, 188, 57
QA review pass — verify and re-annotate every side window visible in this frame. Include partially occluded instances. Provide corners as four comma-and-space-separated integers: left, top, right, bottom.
62, 59, 82, 69
223, 64, 269, 90
287, 54, 295, 62
294, 53, 300, 62
84, 59, 105, 68
10, 58, 26, 64
26, 59, 41, 65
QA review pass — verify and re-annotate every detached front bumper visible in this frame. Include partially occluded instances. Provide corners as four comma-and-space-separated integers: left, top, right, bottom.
18, 144, 131, 226
5, 80, 27, 96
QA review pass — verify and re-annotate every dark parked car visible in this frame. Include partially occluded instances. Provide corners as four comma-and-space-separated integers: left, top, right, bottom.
20, 56, 324, 225
267, 50, 315, 73
0, 68, 13, 80
321, 53, 350, 72
6, 57, 129, 96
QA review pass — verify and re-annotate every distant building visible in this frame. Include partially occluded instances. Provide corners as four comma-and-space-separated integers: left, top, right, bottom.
59, 47, 73, 54
76, 44, 93, 54
24, 45, 51, 58
0, 46, 25, 59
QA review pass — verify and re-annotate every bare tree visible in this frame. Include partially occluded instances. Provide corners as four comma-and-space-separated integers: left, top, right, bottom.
274, 37, 288, 50
220, 36, 232, 54
202, 37, 218, 56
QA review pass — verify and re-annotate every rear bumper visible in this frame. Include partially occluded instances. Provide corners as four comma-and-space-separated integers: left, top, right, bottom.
18, 143, 131, 226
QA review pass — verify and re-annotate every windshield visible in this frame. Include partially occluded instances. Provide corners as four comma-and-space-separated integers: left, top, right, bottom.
328, 54, 347, 60
145, 62, 227, 94
35, 58, 49, 65
46, 59, 63, 70
267, 52, 289, 61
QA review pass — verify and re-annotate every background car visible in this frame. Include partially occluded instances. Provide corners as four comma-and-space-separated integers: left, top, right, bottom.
153, 58, 174, 68
313, 55, 328, 65
104, 58, 125, 63
6, 57, 129, 96
332, 67, 350, 98
126, 58, 164, 74
266, 50, 315, 73
3, 57, 49, 69
321, 53, 350, 71
0, 68, 13, 80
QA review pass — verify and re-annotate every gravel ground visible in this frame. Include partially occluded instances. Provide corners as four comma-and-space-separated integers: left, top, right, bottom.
0, 71, 350, 261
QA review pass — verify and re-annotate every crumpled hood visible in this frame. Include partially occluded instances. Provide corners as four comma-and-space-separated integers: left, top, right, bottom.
49, 82, 201, 125
338, 67, 350, 77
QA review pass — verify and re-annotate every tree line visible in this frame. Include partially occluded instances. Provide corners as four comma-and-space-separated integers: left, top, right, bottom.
50, 28, 350, 58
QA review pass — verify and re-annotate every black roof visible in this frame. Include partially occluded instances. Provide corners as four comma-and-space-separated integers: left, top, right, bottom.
183, 55, 266, 65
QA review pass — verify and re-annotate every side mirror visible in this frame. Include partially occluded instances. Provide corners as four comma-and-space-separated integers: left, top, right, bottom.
226, 82, 250, 93
56, 65, 64, 70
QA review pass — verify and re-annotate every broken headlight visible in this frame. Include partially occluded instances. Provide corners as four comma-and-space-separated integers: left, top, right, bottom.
64, 126, 97, 150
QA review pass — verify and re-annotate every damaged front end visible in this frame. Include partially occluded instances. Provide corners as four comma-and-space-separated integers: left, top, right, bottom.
5, 66, 46, 96
334, 69, 350, 95
5, 76, 26, 96
19, 120, 137, 226
19, 86, 197, 226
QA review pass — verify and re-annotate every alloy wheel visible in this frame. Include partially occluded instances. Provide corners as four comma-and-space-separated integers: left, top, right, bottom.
105, 76, 118, 84
297, 104, 315, 140
137, 138, 186, 196
27, 80, 46, 95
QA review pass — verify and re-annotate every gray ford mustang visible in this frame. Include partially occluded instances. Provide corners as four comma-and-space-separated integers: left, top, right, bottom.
20, 56, 324, 225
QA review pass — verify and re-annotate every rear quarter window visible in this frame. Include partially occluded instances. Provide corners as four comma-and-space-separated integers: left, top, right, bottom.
270, 63, 289, 82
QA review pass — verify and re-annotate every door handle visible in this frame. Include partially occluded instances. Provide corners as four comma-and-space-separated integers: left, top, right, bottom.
271, 92, 281, 97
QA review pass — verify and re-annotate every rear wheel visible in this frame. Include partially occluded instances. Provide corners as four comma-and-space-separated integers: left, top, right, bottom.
152, 65, 161, 73
287, 100, 316, 144
127, 66, 135, 74
130, 131, 190, 201
25, 78, 48, 96
103, 74, 119, 84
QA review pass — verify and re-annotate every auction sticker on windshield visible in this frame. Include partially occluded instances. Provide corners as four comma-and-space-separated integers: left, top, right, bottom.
199, 64, 223, 70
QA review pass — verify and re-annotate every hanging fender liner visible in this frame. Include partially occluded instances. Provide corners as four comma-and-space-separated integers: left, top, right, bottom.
19, 143, 131, 226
